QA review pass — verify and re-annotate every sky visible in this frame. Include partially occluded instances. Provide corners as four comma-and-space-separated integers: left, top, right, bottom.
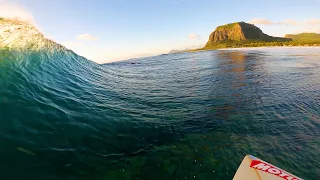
1, 0, 320, 63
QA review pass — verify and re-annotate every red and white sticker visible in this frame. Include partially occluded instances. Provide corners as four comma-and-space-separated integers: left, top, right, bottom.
250, 159, 302, 180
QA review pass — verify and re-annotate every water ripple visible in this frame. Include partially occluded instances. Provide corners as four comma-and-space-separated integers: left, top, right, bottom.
0, 47, 319, 179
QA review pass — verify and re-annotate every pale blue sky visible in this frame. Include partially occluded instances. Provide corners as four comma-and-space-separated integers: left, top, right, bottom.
2, 0, 320, 63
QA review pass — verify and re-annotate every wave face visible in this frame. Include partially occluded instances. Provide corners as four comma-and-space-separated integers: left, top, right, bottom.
1, 20, 320, 180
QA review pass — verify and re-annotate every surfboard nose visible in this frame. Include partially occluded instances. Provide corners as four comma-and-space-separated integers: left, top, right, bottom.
233, 155, 303, 180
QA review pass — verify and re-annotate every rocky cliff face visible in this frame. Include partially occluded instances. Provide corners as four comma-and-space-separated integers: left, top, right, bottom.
205, 22, 291, 47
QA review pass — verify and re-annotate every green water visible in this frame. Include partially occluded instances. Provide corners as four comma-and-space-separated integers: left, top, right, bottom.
0, 47, 319, 179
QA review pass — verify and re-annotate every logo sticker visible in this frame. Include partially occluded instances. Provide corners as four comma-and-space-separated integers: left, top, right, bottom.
250, 159, 302, 180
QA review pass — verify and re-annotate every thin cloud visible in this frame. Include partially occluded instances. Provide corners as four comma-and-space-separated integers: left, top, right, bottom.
281, 19, 299, 25
295, 27, 320, 34
77, 34, 97, 40
248, 18, 274, 25
189, 33, 200, 39
305, 19, 320, 25
248, 18, 299, 25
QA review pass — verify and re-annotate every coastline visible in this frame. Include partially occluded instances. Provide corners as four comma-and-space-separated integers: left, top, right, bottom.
189, 45, 320, 53
218, 45, 320, 50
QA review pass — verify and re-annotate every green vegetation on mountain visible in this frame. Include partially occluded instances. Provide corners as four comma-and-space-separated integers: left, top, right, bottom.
285, 33, 320, 42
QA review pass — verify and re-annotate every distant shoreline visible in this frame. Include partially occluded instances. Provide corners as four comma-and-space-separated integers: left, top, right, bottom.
219, 45, 320, 50
189, 45, 320, 52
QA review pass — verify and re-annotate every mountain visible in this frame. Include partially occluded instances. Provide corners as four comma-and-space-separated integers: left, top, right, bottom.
285, 33, 320, 41
169, 49, 186, 54
204, 22, 292, 48
168, 44, 204, 54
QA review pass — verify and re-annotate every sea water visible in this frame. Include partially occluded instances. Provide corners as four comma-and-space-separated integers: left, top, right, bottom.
0, 47, 319, 179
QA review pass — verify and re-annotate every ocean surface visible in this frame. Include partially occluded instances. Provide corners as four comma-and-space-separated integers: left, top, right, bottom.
0, 47, 319, 180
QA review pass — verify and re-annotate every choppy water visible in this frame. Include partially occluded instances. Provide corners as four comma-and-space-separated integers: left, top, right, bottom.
0, 47, 319, 180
